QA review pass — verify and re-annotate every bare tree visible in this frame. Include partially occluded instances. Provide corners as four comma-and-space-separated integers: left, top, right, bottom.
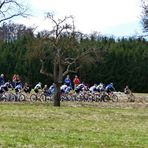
0, 22, 34, 41
33, 13, 102, 106
141, 0, 148, 35
0, 0, 29, 24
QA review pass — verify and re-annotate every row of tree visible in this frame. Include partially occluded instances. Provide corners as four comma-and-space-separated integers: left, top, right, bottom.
0, 22, 147, 93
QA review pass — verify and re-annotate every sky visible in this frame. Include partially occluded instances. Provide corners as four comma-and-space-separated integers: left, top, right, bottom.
15, 0, 143, 37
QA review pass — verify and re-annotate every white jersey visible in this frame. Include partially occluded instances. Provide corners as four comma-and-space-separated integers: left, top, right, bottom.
60, 84, 67, 91
75, 83, 84, 90
34, 83, 42, 89
89, 85, 96, 92
96, 83, 104, 90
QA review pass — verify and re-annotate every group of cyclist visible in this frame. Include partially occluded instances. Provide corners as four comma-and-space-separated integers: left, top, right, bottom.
0, 73, 31, 94
55, 75, 116, 95
60, 75, 132, 95
0, 73, 132, 97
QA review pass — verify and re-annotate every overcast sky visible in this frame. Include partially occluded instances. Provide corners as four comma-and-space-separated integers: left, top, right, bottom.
15, 0, 143, 37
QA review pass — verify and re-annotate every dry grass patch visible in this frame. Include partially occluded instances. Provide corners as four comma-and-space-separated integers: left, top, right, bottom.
0, 102, 148, 147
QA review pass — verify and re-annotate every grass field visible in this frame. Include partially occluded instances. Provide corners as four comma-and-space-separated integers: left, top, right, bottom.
0, 102, 148, 148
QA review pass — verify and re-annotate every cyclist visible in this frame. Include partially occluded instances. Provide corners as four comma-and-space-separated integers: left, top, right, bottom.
34, 82, 42, 93
48, 83, 56, 95
96, 83, 104, 92
60, 83, 68, 93
65, 85, 72, 94
124, 85, 131, 94
15, 83, 22, 93
0, 84, 6, 93
23, 82, 31, 93
43, 84, 48, 93
0, 81, 12, 92
89, 84, 97, 93
105, 83, 115, 93
75, 83, 85, 93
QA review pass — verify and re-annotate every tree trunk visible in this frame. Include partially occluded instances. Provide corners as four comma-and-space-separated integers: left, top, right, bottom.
53, 58, 60, 106
53, 56, 63, 107
54, 82, 61, 106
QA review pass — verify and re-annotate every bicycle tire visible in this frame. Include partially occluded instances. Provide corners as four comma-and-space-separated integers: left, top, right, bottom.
30, 94, 37, 102
19, 94, 26, 101
40, 94, 46, 102
128, 94, 135, 102
9, 92, 16, 102
0, 94, 7, 102
101, 94, 110, 102
111, 94, 118, 102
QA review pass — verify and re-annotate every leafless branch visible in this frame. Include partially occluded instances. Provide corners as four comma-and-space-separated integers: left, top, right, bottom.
40, 59, 53, 78
0, 1, 6, 9
46, 13, 74, 42
62, 48, 99, 76
0, 13, 24, 23
0, 0, 29, 23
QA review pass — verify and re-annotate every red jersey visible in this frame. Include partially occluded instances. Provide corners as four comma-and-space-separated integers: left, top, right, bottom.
73, 78, 80, 85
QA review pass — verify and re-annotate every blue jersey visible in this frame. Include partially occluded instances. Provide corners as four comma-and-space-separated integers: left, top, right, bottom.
48, 85, 55, 93
106, 84, 114, 89
15, 84, 22, 90
64, 78, 72, 87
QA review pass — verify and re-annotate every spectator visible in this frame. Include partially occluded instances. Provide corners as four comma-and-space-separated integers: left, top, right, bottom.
12, 74, 17, 87
12, 74, 17, 81
73, 75, 80, 89
0, 74, 5, 86
16, 74, 21, 86
64, 75, 72, 88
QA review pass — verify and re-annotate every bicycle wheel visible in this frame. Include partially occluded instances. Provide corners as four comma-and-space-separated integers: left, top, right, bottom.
0, 94, 7, 102
101, 94, 110, 102
19, 94, 26, 101
30, 94, 37, 102
60, 95, 66, 101
94, 93, 100, 102
111, 94, 118, 102
128, 94, 135, 102
9, 92, 16, 102
40, 94, 46, 102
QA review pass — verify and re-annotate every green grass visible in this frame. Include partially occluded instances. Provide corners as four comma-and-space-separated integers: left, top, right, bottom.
0, 102, 148, 148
